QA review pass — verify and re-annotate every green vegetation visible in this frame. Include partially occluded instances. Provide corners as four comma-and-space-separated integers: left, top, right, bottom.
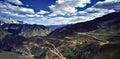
62, 48, 76, 57
34, 56, 43, 59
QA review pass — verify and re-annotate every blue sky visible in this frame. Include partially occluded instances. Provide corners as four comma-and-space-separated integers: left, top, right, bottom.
0, 0, 120, 25
20, 0, 56, 12
21, 0, 104, 12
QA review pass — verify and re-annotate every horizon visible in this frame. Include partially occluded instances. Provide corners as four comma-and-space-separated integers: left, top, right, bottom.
0, 0, 120, 25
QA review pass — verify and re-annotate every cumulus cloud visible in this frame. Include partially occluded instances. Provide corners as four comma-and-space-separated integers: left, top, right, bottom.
49, 0, 91, 16
23, 16, 80, 25
43, 0, 118, 25
56, 0, 91, 7
67, 0, 117, 24
0, 1, 35, 18
94, 0, 120, 10
37, 10, 49, 14
0, 0, 120, 25
6, 0, 23, 5
77, 7, 115, 20
0, 2, 34, 13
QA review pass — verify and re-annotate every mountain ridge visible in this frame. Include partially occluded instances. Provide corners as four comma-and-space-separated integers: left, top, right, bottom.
48, 12, 120, 38
0, 23, 51, 38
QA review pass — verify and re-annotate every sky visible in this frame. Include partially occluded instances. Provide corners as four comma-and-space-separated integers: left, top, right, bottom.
0, 0, 120, 25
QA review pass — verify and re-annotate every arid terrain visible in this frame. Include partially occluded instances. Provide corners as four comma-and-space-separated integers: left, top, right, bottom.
0, 12, 120, 59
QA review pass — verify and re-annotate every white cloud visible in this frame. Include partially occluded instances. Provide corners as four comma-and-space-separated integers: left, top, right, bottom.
56, 0, 64, 4
77, 7, 115, 20
37, 10, 49, 14
19, 7, 35, 14
1, 0, 92, 25
0, 2, 35, 14
0, 0, 119, 25
41, 0, 117, 25
56, 0, 91, 7
22, 16, 79, 25
104, 0, 120, 2
25, 14, 43, 18
49, 0, 91, 16
0, 1, 35, 18
94, 0, 120, 10
45, 0, 118, 25
7, 0, 23, 5
49, 5, 77, 16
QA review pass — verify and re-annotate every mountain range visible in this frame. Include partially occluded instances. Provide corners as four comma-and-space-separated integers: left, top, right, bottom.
0, 12, 120, 59
0, 24, 51, 38
0, 17, 51, 38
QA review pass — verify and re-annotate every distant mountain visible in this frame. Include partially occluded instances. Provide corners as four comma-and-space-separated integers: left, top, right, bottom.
48, 12, 120, 38
0, 24, 51, 38
0, 17, 23, 25
47, 24, 72, 30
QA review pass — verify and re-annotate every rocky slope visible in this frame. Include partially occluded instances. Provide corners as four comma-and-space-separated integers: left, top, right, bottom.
48, 12, 120, 38
0, 24, 51, 38
43, 12, 120, 59
0, 51, 33, 59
